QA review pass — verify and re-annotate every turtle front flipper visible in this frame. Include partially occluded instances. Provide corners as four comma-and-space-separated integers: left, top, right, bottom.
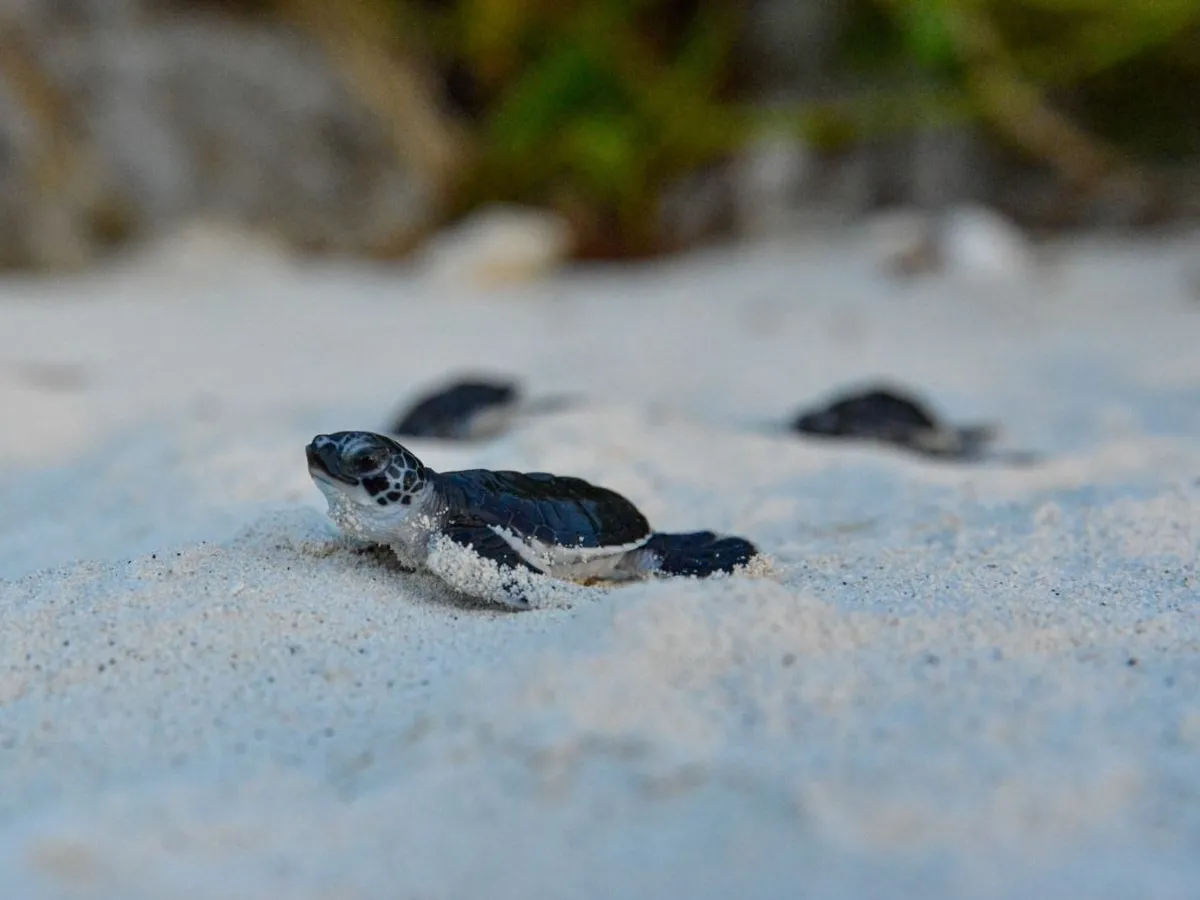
444, 524, 542, 572
426, 523, 543, 609
640, 531, 758, 578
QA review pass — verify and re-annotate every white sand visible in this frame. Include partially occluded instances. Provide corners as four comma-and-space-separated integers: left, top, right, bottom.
1, 228, 1198, 898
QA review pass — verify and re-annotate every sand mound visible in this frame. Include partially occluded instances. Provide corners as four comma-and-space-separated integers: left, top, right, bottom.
1, 232, 1198, 898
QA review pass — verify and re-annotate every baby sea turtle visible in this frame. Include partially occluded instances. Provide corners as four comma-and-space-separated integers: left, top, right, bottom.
307, 431, 759, 609
387, 377, 573, 441
791, 384, 997, 460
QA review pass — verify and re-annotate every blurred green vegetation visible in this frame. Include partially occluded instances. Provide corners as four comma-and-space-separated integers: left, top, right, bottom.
400, 0, 751, 256
274, 0, 1200, 253
862, 0, 1200, 189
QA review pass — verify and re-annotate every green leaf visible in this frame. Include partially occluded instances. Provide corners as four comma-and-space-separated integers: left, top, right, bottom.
893, 0, 960, 71
486, 44, 625, 155
560, 114, 646, 201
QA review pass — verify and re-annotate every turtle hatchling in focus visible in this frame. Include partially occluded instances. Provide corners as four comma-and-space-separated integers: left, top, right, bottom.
307, 431, 760, 609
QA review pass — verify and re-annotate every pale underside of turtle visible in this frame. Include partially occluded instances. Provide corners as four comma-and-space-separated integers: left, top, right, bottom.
306, 431, 758, 609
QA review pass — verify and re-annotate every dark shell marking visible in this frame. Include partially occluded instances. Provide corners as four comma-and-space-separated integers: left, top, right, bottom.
436, 469, 652, 550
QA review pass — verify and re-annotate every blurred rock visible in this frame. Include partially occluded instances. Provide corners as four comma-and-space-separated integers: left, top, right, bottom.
113, 216, 298, 278
910, 126, 994, 209
1187, 248, 1200, 304
864, 204, 1037, 281
0, 1, 443, 270
729, 131, 810, 238
862, 207, 939, 277
419, 205, 572, 287
810, 126, 995, 216
733, 0, 998, 228
939, 205, 1037, 280
658, 165, 736, 251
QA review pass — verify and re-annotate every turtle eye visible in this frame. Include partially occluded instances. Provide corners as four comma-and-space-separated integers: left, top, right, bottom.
347, 447, 388, 476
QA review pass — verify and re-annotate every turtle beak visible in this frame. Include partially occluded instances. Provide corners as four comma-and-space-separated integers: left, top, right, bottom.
306, 436, 357, 485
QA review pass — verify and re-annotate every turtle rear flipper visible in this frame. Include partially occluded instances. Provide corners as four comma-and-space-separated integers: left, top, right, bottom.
519, 393, 582, 416
642, 531, 758, 577
910, 422, 999, 459
954, 423, 1000, 459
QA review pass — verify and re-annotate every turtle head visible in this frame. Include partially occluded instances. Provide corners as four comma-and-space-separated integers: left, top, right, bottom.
306, 431, 434, 542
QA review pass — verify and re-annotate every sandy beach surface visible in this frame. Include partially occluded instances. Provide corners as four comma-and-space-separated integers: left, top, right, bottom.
1, 227, 1198, 898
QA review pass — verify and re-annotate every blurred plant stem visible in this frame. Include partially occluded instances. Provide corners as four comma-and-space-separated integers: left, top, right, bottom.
276, 0, 475, 209
876, 0, 1200, 198
219, 0, 1200, 254
0, 30, 125, 268
21, 0, 1191, 264
429, 0, 752, 256
912, 0, 1120, 185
